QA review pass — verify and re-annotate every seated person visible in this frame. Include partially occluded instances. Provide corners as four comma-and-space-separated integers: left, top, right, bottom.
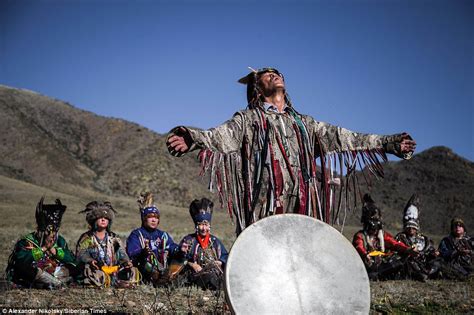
126, 192, 180, 286
179, 198, 228, 290
352, 194, 416, 280
76, 201, 139, 288
439, 217, 473, 280
395, 194, 442, 281
6, 197, 76, 289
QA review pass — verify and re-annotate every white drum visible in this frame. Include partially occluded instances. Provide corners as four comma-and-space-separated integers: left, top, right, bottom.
225, 214, 370, 315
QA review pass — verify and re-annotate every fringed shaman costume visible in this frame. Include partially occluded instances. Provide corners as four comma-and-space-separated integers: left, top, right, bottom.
168, 67, 413, 235
126, 192, 179, 286
6, 197, 76, 289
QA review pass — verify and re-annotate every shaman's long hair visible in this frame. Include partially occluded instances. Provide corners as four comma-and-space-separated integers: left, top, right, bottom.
245, 68, 295, 110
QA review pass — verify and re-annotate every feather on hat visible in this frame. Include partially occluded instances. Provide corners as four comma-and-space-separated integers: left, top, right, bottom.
189, 198, 214, 225
137, 192, 160, 220
35, 197, 66, 232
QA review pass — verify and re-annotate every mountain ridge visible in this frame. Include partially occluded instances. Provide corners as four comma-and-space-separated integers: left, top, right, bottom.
1, 84, 472, 237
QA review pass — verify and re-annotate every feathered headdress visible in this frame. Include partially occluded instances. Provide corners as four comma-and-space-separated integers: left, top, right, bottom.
137, 192, 160, 220
189, 198, 213, 225
361, 194, 383, 230
35, 197, 67, 233
403, 194, 420, 230
78, 201, 116, 228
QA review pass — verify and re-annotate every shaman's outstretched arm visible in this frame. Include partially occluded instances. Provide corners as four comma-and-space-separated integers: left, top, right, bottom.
167, 112, 245, 156
306, 116, 416, 159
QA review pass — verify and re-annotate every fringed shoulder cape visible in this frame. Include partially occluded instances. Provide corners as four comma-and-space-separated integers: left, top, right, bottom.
169, 107, 411, 235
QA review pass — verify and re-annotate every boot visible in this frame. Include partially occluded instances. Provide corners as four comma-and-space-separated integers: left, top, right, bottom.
33, 269, 63, 289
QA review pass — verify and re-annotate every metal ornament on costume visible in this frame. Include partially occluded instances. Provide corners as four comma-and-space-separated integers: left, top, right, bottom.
189, 198, 213, 225
35, 197, 66, 232
225, 214, 370, 314
403, 194, 420, 230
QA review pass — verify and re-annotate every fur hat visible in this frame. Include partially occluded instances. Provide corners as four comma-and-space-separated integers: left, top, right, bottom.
403, 194, 420, 230
361, 194, 383, 230
79, 201, 116, 227
35, 197, 66, 233
137, 192, 160, 220
189, 198, 213, 225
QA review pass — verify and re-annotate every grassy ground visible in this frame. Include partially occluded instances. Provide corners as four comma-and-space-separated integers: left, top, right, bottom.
1, 280, 472, 314
1, 175, 472, 314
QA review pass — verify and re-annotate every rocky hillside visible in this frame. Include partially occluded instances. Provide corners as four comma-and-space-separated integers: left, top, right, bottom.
0, 84, 472, 237
348, 146, 474, 237
0, 85, 213, 207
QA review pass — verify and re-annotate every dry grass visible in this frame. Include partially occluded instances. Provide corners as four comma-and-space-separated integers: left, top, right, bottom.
1, 174, 472, 314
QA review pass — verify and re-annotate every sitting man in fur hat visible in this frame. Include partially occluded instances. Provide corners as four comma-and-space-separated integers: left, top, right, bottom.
395, 194, 442, 281
439, 217, 473, 280
6, 197, 76, 289
179, 198, 228, 290
353, 194, 417, 281
126, 192, 180, 286
76, 201, 139, 288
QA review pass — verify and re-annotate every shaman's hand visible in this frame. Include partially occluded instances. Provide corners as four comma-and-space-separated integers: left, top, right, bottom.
188, 262, 202, 273
180, 242, 190, 253
167, 127, 193, 156
407, 247, 420, 257
122, 261, 134, 269
399, 133, 416, 154
90, 260, 99, 270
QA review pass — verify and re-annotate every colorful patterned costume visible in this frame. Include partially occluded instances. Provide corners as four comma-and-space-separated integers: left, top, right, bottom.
76, 231, 138, 287
352, 194, 411, 280
76, 201, 139, 288
353, 230, 410, 280
6, 232, 75, 288
126, 227, 179, 283
180, 233, 228, 290
395, 232, 441, 280
394, 194, 443, 281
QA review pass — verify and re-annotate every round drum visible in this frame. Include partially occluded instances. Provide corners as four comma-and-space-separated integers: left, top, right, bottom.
225, 214, 370, 315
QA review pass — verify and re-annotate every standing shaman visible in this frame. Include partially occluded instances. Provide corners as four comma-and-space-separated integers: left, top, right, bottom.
167, 67, 416, 234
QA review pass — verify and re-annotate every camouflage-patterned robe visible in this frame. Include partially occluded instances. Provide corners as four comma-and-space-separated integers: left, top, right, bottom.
170, 106, 410, 234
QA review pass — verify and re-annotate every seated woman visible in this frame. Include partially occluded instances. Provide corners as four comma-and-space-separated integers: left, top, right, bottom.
126, 192, 180, 286
352, 194, 417, 281
179, 198, 228, 290
6, 197, 76, 289
76, 201, 139, 288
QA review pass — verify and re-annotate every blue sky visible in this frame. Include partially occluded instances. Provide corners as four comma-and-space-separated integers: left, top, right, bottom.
1, 0, 473, 161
